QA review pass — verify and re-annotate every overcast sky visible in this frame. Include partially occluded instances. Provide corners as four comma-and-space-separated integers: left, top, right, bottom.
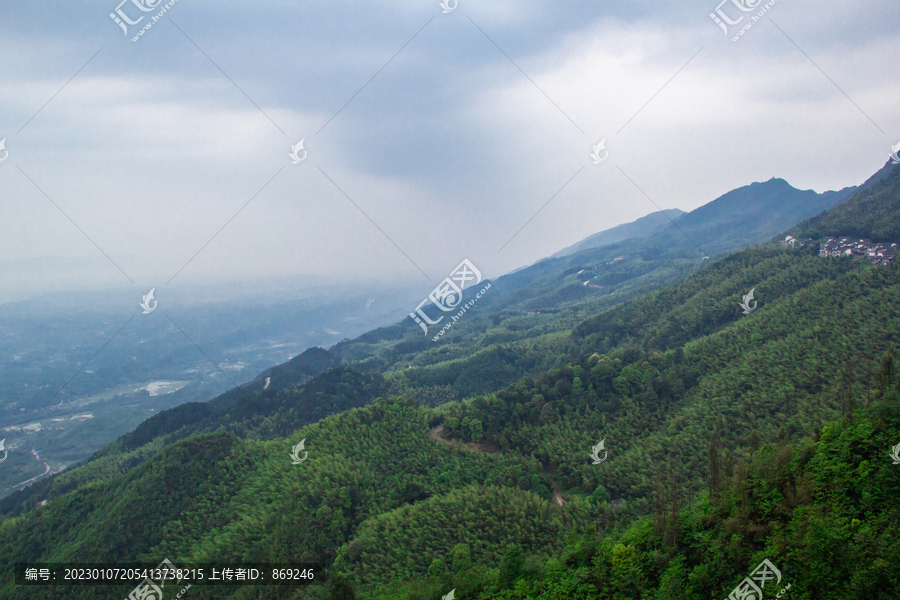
1, 0, 898, 303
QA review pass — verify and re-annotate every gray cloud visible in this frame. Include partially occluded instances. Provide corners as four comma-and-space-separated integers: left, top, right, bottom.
1, 0, 898, 303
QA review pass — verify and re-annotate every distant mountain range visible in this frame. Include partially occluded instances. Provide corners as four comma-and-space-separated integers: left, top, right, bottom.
123, 175, 870, 415
658, 177, 857, 255
0, 170, 870, 499
3, 166, 877, 502
789, 159, 900, 243
3, 161, 899, 599
552, 177, 858, 263
548, 209, 685, 259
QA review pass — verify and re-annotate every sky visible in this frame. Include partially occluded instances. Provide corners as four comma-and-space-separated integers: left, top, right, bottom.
1, 0, 899, 304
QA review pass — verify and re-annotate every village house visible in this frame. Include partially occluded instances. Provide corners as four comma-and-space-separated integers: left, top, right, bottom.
780, 235, 812, 248
819, 237, 898, 266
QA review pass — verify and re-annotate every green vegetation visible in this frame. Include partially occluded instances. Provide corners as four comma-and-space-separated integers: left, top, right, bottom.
1, 164, 899, 598
375, 379, 900, 599
791, 160, 900, 242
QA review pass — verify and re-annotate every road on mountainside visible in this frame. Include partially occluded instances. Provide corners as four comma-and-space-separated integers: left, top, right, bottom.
4, 450, 52, 491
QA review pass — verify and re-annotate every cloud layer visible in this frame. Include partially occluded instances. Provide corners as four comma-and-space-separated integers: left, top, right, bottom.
1, 0, 898, 301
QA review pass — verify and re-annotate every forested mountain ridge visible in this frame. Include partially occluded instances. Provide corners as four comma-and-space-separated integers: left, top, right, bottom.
789, 159, 900, 242
431, 246, 899, 507
548, 209, 685, 259
2, 227, 899, 597
188, 174, 858, 403
647, 177, 855, 256
0, 170, 866, 518
549, 174, 855, 261
41, 173, 861, 475
379, 383, 900, 600
2, 163, 898, 598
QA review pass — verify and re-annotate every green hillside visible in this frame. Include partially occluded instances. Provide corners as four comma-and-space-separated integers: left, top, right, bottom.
2, 162, 899, 598
2, 247, 899, 598
790, 160, 900, 242
32, 174, 861, 492
548, 209, 685, 259
380, 386, 900, 600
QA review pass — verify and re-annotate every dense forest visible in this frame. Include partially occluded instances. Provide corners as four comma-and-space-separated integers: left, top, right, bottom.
1, 162, 899, 598
373, 370, 900, 599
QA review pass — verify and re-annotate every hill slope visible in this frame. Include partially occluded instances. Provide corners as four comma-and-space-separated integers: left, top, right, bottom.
0, 167, 873, 516
2, 246, 899, 598
548, 209, 685, 259
789, 160, 900, 242
2, 162, 898, 598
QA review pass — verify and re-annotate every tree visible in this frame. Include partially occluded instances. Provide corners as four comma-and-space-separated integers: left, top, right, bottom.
428, 558, 446, 578
451, 543, 471, 572
749, 430, 760, 458
708, 441, 721, 499
469, 419, 483, 443
539, 403, 557, 424
591, 484, 611, 505
499, 545, 524, 588
877, 350, 895, 397
327, 572, 357, 600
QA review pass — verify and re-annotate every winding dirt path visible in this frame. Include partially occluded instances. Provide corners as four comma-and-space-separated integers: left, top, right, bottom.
6, 456, 51, 491
428, 425, 497, 453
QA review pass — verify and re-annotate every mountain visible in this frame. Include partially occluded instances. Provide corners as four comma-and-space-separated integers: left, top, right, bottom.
0, 282, 426, 497
548, 209, 685, 259
2, 242, 898, 598
551, 177, 855, 263
2, 162, 897, 598
643, 177, 857, 257
1, 171, 868, 508
789, 160, 900, 242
